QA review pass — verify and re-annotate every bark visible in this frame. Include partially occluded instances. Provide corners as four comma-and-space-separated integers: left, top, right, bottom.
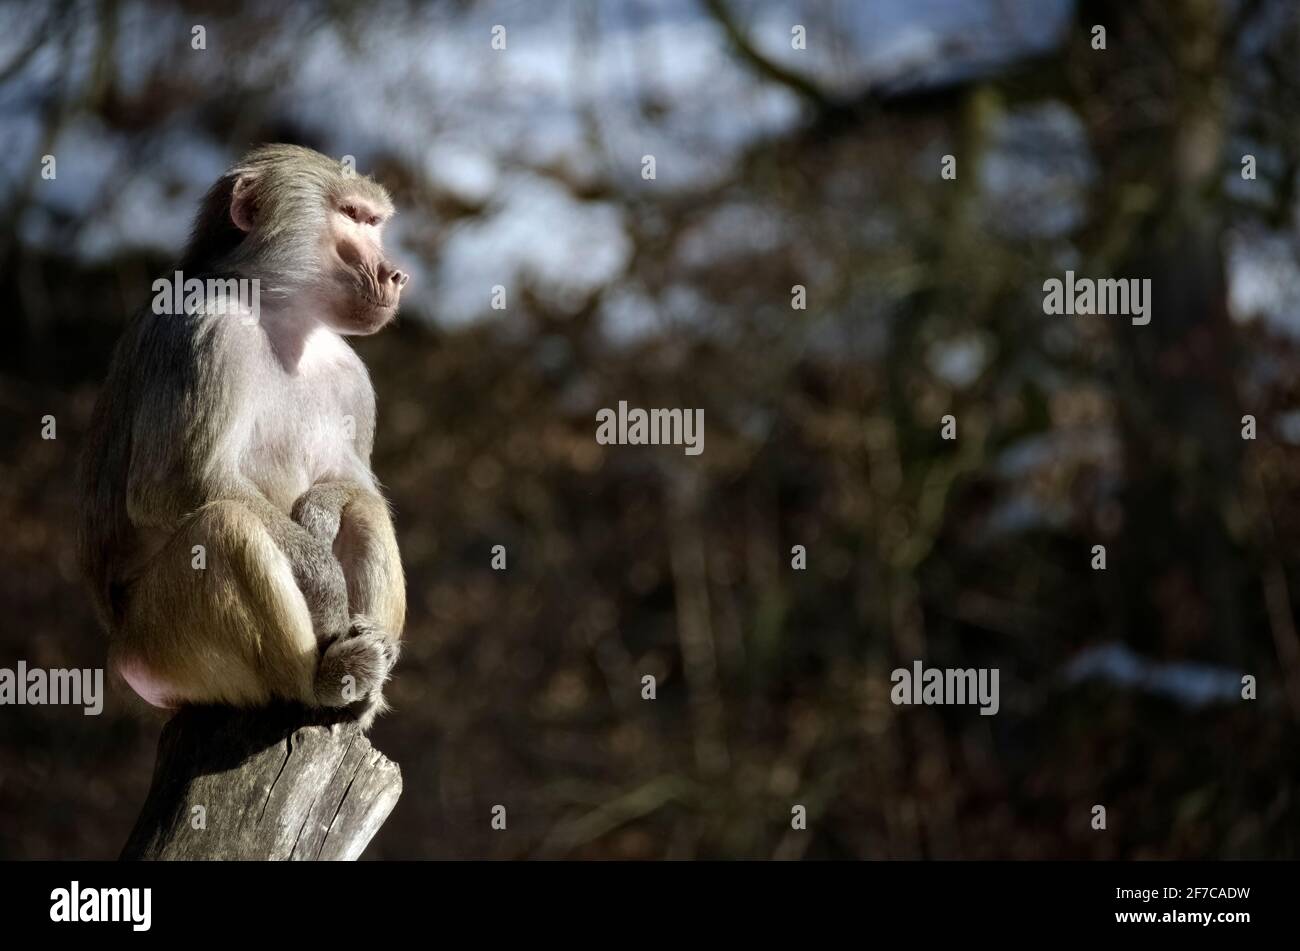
120, 704, 401, 860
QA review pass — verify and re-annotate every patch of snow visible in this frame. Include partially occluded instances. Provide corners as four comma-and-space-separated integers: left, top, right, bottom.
433, 173, 631, 325
1063, 642, 1244, 708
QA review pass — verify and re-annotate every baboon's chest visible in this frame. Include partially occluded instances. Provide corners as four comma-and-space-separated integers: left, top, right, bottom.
242, 335, 374, 506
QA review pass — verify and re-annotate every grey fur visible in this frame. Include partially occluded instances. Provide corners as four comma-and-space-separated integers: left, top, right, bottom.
77, 145, 407, 727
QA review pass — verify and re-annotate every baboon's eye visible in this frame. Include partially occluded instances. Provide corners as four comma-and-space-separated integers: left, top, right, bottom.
341, 204, 361, 222
366, 215, 381, 227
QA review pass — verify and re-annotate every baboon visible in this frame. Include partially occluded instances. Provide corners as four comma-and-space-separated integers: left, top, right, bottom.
78, 144, 408, 729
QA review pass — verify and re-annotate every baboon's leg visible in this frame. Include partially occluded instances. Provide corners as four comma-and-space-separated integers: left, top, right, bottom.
293, 484, 405, 726
113, 500, 318, 709
293, 483, 406, 640
334, 491, 406, 641
114, 499, 393, 713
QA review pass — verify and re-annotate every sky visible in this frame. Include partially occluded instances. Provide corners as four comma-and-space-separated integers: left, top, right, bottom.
1, 0, 1295, 342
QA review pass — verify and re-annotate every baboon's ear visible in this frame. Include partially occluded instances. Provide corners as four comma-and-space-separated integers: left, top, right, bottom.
229, 174, 259, 232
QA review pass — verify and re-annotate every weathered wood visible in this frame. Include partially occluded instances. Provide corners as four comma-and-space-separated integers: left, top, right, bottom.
120, 704, 401, 860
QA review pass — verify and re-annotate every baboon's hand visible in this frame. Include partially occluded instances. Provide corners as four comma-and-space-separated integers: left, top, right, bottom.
349, 614, 400, 671
291, 481, 362, 545
315, 620, 398, 708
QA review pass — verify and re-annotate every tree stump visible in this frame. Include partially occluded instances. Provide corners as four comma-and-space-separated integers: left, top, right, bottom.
120, 704, 402, 860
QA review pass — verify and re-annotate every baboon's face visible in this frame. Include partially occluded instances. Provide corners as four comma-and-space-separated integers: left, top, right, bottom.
222, 145, 409, 336
318, 192, 408, 336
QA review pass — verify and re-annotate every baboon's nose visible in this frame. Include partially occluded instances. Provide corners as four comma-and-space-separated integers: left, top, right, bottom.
380, 262, 408, 290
